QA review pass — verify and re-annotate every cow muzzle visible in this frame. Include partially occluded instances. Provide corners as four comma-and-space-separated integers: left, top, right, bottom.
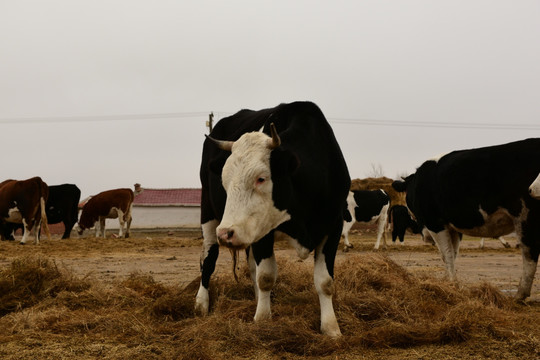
217, 227, 246, 250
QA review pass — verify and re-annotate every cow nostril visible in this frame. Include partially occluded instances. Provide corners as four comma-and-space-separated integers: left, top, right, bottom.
227, 230, 234, 239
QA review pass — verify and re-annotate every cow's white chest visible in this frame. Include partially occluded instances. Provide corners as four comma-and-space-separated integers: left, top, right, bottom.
5, 206, 22, 223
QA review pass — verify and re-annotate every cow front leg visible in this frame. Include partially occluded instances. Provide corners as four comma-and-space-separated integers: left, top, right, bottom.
251, 234, 277, 322
429, 228, 461, 281
19, 219, 31, 245
195, 219, 220, 316
516, 242, 539, 300
99, 217, 106, 238
116, 210, 125, 237
246, 247, 258, 299
314, 235, 341, 337
124, 213, 132, 238
341, 220, 354, 251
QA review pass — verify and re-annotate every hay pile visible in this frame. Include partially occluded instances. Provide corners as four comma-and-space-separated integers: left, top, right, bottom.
0, 254, 538, 359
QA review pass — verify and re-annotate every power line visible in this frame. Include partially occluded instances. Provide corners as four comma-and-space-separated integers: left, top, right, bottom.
0, 111, 209, 124
0, 111, 538, 131
329, 117, 540, 130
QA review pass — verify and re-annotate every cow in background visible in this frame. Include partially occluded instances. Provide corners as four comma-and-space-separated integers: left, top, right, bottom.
76, 188, 134, 238
392, 138, 540, 300
46, 184, 81, 239
389, 204, 422, 244
196, 101, 350, 337
0, 177, 51, 244
1, 183, 81, 240
342, 190, 390, 250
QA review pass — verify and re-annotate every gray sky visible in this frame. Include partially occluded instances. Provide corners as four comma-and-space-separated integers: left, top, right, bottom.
1, 0, 539, 199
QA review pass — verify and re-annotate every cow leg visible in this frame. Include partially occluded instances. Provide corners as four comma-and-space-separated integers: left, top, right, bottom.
117, 210, 125, 237
33, 218, 41, 244
341, 219, 354, 251
480, 238, 485, 248
195, 219, 220, 316
429, 228, 461, 281
516, 220, 540, 300
19, 219, 31, 244
499, 237, 510, 248
251, 233, 276, 322
124, 212, 132, 238
373, 210, 389, 250
314, 232, 341, 337
97, 217, 106, 238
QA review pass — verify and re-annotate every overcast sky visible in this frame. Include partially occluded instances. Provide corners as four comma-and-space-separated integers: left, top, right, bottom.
1, 0, 539, 199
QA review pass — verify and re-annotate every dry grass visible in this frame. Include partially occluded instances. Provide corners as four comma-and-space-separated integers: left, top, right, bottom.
0, 252, 538, 360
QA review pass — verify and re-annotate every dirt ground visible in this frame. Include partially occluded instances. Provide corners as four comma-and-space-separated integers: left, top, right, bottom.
1, 228, 539, 360
0, 228, 538, 301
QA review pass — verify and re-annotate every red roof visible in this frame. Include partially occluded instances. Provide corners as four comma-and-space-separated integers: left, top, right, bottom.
133, 188, 201, 207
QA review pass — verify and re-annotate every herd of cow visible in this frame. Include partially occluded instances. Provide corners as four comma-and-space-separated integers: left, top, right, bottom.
2, 101, 539, 337
196, 101, 540, 337
0, 180, 135, 244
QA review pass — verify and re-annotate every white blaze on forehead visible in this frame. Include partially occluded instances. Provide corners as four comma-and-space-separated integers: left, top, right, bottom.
218, 132, 291, 247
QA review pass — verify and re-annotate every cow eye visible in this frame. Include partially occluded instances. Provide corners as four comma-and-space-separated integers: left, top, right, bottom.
256, 177, 266, 185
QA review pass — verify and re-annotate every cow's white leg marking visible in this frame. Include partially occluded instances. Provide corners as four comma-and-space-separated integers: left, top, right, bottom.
253, 255, 277, 322
517, 244, 538, 300
314, 238, 341, 337
373, 204, 389, 250
341, 219, 354, 249
499, 237, 510, 248
20, 219, 30, 244
429, 228, 461, 281
195, 220, 219, 316
117, 209, 125, 237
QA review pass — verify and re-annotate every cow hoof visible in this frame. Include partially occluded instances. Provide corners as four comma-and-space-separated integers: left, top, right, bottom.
19, 242, 25, 245
342, 246, 349, 253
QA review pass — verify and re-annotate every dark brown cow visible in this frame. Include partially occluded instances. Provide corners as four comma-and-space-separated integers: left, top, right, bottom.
0, 177, 51, 244
76, 188, 134, 238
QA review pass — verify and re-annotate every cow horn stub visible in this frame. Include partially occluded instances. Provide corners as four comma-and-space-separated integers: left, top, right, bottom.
268, 123, 281, 149
205, 134, 234, 152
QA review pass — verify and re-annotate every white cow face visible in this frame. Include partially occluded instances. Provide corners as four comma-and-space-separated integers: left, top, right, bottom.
210, 128, 291, 249
529, 172, 540, 199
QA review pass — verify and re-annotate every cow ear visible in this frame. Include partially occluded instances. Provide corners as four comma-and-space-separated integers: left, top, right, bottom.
392, 180, 407, 192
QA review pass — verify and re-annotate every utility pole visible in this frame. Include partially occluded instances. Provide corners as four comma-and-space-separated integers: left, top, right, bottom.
206, 112, 214, 133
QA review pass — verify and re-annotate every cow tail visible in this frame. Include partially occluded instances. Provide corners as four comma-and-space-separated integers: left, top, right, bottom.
229, 249, 240, 282
40, 196, 51, 240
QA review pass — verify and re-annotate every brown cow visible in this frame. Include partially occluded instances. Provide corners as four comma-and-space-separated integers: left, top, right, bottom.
76, 188, 134, 238
0, 177, 51, 244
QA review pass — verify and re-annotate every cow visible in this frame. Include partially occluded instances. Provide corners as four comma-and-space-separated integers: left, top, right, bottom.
1, 184, 81, 240
75, 188, 134, 238
195, 101, 350, 337
342, 190, 390, 250
392, 138, 540, 301
530, 172, 540, 199
389, 204, 422, 244
0, 177, 51, 244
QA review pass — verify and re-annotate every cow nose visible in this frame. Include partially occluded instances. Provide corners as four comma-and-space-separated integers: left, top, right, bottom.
217, 228, 235, 244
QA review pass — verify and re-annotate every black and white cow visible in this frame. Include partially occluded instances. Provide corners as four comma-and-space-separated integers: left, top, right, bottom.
342, 190, 389, 250
389, 205, 422, 244
392, 138, 540, 300
196, 102, 350, 337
